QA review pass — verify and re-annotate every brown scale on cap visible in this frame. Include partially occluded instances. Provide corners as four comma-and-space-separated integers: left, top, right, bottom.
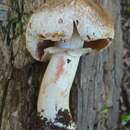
82, 0, 113, 27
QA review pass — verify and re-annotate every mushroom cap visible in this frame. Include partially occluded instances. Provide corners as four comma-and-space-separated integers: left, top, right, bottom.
26, 0, 114, 61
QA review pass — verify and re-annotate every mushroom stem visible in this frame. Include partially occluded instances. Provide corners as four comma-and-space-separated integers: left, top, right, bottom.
38, 52, 80, 129
37, 30, 90, 129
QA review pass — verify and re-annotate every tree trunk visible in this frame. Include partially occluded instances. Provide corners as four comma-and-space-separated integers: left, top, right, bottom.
121, 0, 130, 114
0, 0, 123, 130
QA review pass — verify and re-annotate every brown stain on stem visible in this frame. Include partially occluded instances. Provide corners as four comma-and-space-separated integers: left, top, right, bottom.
55, 56, 65, 81
60, 88, 68, 97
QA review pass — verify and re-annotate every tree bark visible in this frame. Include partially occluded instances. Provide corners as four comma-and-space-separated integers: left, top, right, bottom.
0, 0, 123, 130
121, 0, 130, 113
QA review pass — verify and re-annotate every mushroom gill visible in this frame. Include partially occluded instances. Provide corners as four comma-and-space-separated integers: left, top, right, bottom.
84, 39, 111, 51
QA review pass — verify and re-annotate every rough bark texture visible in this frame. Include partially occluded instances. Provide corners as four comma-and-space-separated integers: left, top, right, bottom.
0, 0, 123, 130
119, 0, 130, 129
77, 1, 123, 129
121, 0, 130, 112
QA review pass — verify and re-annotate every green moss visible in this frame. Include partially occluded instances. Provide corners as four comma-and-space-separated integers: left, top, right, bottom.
121, 115, 130, 123
127, 5, 130, 13
100, 106, 109, 114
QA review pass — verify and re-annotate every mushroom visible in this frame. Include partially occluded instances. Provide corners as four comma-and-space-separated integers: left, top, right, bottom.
26, 0, 114, 129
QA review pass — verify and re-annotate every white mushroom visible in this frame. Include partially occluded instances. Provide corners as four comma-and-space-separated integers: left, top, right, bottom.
26, 0, 114, 129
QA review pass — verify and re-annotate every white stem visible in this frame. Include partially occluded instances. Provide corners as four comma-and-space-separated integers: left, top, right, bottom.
37, 29, 89, 129
38, 52, 80, 129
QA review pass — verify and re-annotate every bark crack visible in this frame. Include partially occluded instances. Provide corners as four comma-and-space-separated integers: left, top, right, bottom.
0, 78, 11, 128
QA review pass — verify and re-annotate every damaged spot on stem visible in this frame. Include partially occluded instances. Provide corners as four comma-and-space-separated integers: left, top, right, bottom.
55, 56, 65, 81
